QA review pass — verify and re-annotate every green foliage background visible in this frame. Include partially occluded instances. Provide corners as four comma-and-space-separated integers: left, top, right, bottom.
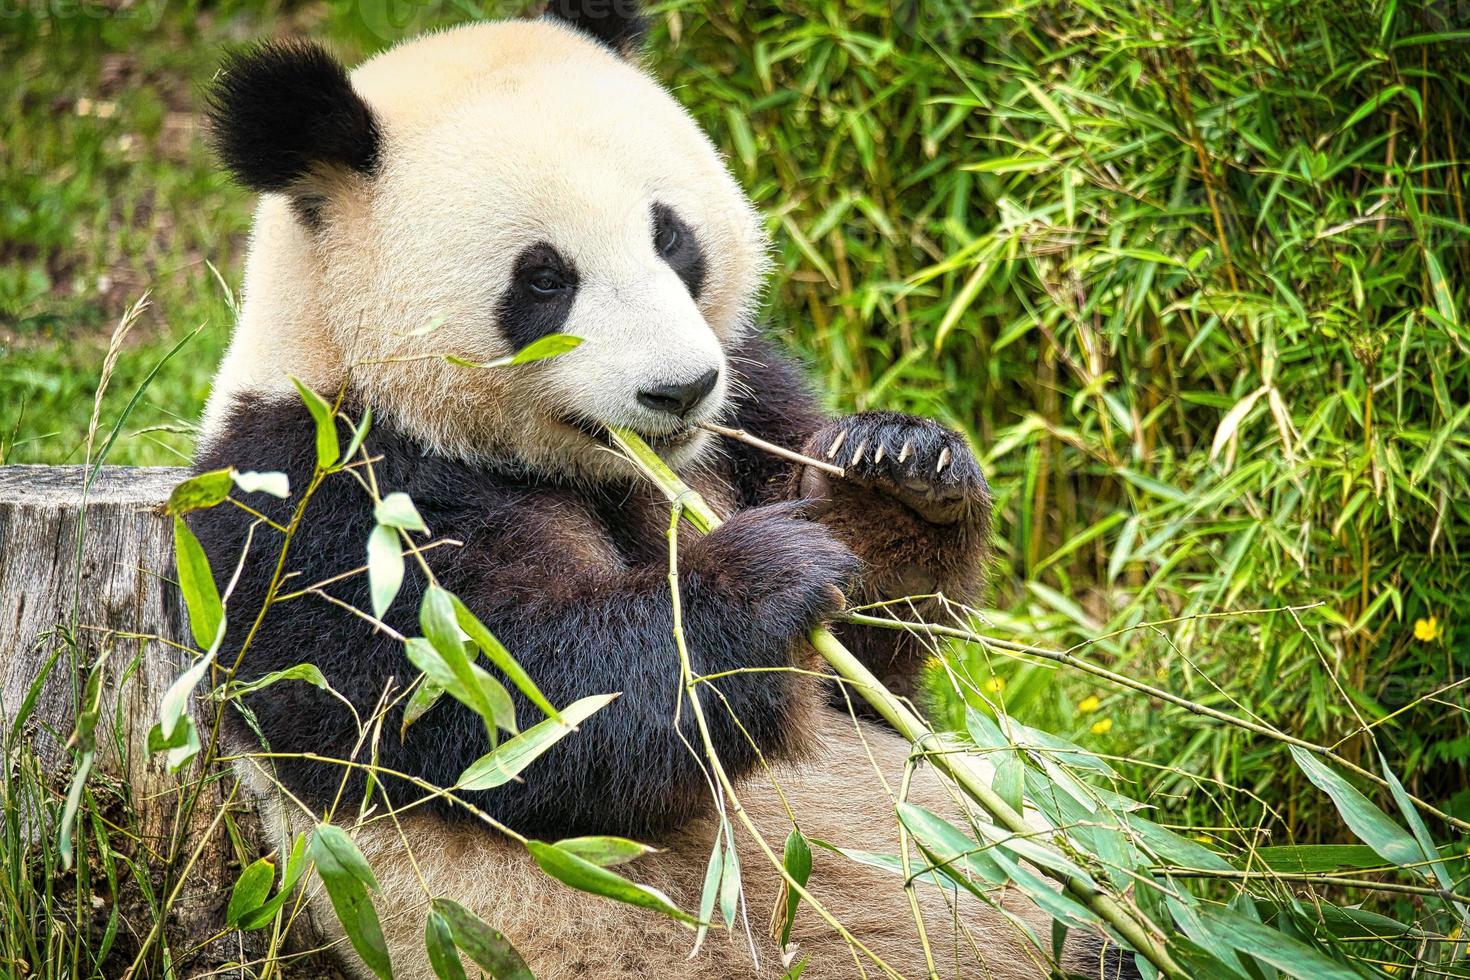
1, 0, 1467, 936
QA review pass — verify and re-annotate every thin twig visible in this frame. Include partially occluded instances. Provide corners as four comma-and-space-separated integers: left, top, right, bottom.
698, 421, 846, 477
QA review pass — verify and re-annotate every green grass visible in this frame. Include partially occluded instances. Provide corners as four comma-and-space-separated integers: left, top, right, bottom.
3, 0, 1469, 976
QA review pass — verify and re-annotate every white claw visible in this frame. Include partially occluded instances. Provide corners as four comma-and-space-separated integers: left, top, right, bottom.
873, 443, 886, 464
850, 438, 869, 466
898, 441, 913, 463
936, 447, 952, 474
826, 430, 847, 460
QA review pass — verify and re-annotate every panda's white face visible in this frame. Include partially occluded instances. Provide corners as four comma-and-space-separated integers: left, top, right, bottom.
203, 20, 769, 479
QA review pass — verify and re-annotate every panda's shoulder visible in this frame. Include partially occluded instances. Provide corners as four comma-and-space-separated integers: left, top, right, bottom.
191, 392, 530, 543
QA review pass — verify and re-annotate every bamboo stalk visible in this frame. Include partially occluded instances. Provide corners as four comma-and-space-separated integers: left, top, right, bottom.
696, 421, 846, 478
606, 427, 1185, 979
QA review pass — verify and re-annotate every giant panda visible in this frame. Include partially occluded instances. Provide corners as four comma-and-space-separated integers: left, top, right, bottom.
189, 4, 1138, 978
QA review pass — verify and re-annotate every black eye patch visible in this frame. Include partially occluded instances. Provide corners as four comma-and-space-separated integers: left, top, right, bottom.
651, 203, 706, 300
497, 242, 579, 351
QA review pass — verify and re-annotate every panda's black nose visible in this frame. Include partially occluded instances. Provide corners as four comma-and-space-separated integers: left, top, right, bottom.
637, 368, 719, 419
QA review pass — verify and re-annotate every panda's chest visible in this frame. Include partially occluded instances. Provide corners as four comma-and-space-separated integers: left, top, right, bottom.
586, 474, 739, 568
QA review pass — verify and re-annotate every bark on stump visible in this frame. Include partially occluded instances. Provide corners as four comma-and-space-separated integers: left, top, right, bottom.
0, 464, 257, 972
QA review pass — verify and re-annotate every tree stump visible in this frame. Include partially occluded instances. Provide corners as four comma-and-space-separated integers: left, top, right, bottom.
0, 465, 259, 973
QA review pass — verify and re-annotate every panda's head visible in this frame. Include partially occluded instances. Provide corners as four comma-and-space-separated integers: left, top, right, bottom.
201, 2, 768, 480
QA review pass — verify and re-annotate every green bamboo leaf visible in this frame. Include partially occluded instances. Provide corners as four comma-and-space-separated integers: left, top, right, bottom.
375, 492, 426, 532
457, 693, 615, 790
424, 910, 467, 980
418, 587, 505, 739
719, 830, 740, 929
342, 406, 373, 463
1193, 905, 1360, 980
367, 525, 405, 619
239, 834, 309, 930
310, 826, 390, 979
173, 517, 223, 650
690, 833, 723, 955
1250, 844, 1396, 873
553, 836, 656, 868
430, 898, 534, 979
157, 646, 216, 743
401, 676, 446, 737
446, 334, 584, 370
510, 333, 583, 364
290, 377, 341, 469
231, 469, 290, 498
404, 637, 517, 739
526, 841, 698, 926
1378, 753, 1455, 893
1289, 747, 1420, 866
779, 828, 812, 947
167, 468, 233, 514
147, 715, 201, 772
222, 663, 330, 700
226, 857, 276, 926
992, 750, 1024, 816
449, 594, 561, 723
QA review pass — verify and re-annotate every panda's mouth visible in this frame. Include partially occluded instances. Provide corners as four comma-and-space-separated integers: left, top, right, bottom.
561, 416, 695, 451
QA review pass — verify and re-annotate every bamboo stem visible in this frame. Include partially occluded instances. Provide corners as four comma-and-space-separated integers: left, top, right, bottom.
696, 421, 846, 478
606, 427, 1185, 979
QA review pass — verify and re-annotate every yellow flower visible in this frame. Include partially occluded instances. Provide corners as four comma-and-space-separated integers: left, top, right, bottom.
1414, 616, 1440, 641
1384, 965, 1399, 975
982, 676, 1006, 694
1077, 695, 1101, 714
1090, 718, 1113, 735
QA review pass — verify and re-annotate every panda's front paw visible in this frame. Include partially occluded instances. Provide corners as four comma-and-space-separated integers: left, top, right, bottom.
802, 412, 988, 526
689, 499, 859, 631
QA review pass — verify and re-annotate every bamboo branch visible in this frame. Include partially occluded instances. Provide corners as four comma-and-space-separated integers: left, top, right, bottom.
697, 421, 846, 477
606, 427, 1185, 979
845, 612, 1470, 835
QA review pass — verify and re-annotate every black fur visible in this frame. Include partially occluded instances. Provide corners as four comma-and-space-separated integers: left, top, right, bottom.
193, 336, 989, 838
497, 242, 581, 351
543, 0, 649, 56
206, 40, 381, 223
652, 203, 707, 300
1066, 934, 1143, 979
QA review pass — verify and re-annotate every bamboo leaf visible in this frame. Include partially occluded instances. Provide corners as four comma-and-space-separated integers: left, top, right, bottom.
424, 910, 467, 980
226, 857, 276, 927
526, 841, 698, 926
173, 517, 223, 650
310, 826, 390, 979
367, 525, 405, 619
457, 694, 615, 790
290, 377, 341, 469
167, 468, 233, 514
1289, 747, 1421, 867
430, 898, 533, 980
1193, 906, 1360, 980
779, 828, 812, 947
375, 492, 426, 532
553, 836, 656, 868
231, 469, 290, 498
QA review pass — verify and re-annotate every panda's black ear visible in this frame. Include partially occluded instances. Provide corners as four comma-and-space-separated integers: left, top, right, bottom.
206, 40, 381, 215
543, 0, 649, 58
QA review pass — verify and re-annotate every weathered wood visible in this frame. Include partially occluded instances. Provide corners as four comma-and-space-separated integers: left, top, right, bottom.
0, 466, 191, 777
0, 464, 257, 970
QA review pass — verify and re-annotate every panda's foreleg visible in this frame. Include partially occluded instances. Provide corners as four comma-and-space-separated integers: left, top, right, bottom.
788, 411, 993, 702
418, 495, 863, 838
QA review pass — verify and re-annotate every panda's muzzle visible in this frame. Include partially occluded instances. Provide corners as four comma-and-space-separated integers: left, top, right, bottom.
636, 368, 719, 420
